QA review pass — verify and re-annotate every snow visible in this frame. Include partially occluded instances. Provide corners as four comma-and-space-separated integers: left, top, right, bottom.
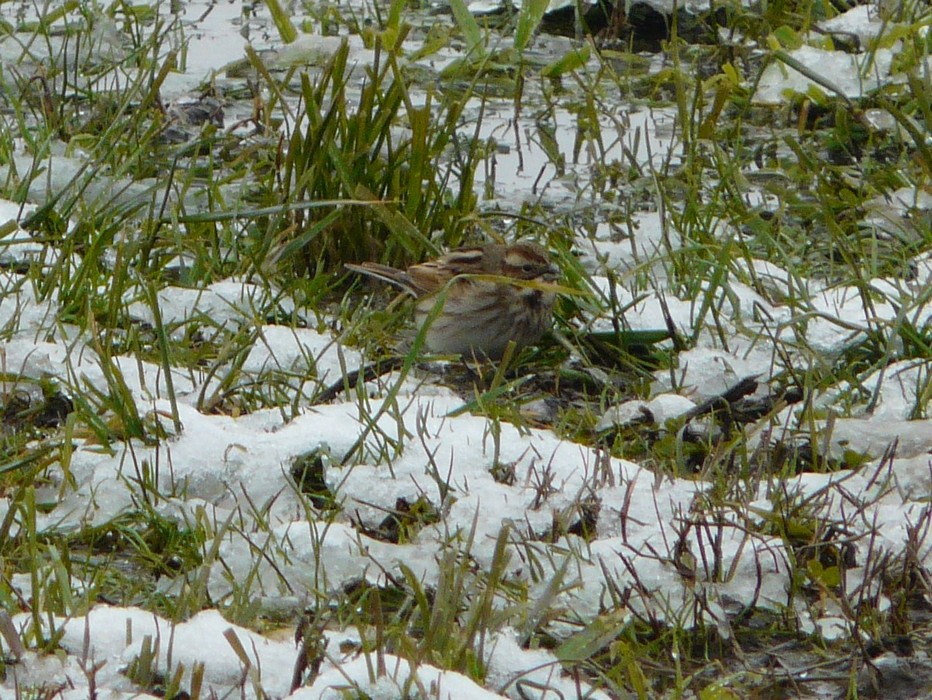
295, 654, 509, 699
9, 607, 297, 698
818, 5, 893, 44
755, 44, 897, 104
1, 0, 929, 696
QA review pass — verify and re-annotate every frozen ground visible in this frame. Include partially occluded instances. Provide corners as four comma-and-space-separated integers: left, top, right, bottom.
0, 1, 929, 698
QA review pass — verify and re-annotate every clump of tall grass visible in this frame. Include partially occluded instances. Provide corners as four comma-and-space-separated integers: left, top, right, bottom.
244, 35, 482, 279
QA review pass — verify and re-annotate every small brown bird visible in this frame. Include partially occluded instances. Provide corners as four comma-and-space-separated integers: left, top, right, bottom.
346, 241, 560, 359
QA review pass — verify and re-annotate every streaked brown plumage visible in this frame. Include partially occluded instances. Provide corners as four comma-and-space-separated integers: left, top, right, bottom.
346, 242, 559, 359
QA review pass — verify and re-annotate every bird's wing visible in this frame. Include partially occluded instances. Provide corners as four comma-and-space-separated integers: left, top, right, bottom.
345, 263, 420, 296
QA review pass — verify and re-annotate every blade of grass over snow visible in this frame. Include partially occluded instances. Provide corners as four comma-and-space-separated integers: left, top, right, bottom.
264, 0, 298, 43
384, 0, 407, 47
514, 0, 550, 52
541, 45, 591, 78
448, 0, 485, 59
770, 49, 853, 106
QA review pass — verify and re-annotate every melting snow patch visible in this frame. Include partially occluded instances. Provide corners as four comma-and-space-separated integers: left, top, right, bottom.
755, 45, 896, 104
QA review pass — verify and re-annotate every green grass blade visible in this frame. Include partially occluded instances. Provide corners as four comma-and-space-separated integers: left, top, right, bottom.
264, 0, 298, 43
448, 0, 485, 58
514, 0, 550, 52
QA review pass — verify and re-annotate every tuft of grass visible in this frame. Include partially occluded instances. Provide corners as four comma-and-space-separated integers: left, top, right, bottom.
243, 35, 480, 277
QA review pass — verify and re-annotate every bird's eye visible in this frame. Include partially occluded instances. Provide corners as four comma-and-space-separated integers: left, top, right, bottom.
522, 263, 535, 272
